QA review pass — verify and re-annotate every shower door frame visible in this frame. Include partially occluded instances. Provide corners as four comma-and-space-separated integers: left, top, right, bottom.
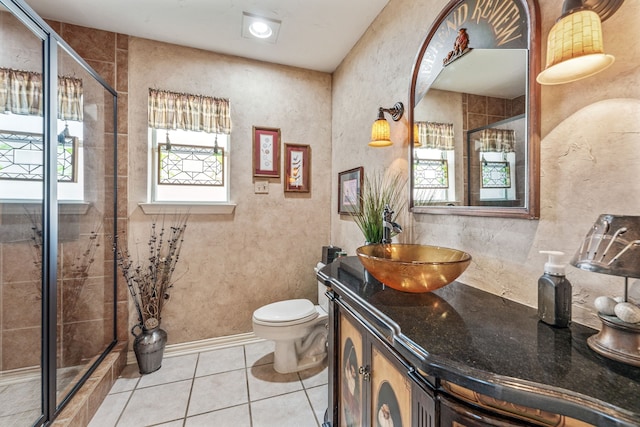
1, 0, 119, 425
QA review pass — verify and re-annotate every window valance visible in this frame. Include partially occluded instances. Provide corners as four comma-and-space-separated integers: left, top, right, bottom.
148, 88, 231, 134
416, 121, 454, 150
479, 128, 515, 153
0, 67, 83, 121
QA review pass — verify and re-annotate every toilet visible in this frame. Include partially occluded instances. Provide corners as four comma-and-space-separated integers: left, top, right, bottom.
252, 263, 329, 374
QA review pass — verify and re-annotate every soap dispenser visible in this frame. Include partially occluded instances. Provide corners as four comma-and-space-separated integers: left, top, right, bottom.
538, 250, 572, 328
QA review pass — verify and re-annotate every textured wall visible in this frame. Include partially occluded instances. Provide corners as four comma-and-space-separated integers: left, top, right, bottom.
128, 38, 332, 344
331, 0, 640, 329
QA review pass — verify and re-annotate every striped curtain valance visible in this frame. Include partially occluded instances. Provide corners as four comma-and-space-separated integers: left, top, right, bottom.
416, 121, 455, 150
479, 128, 515, 153
148, 88, 231, 134
0, 67, 83, 121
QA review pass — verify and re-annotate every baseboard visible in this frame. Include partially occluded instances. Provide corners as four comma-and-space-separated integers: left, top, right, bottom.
126, 332, 265, 365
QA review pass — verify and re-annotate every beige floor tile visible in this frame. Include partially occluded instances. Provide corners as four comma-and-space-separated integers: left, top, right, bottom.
0, 409, 41, 426
109, 365, 140, 394
306, 384, 328, 425
90, 343, 324, 427
187, 369, 248, 416
299, 363, 328, 389
196, 346, 245, 377
244, 340, 274, 367
185, 404, 251, 427
251, 390, 318, 427
117, 380, 191, 427
247, 363, 303, 401
137, 353, 198, 389
154, 421, 184, 427
0, 379, 40, 416
88, 391, 131, 427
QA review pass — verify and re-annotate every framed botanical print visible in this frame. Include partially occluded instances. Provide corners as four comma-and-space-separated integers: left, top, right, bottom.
252, 126, 281, 178
338, 167, 363, 214
284, 143, 310, 193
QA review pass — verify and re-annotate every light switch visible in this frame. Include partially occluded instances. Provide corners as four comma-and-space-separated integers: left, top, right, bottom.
254, 180, 269, 194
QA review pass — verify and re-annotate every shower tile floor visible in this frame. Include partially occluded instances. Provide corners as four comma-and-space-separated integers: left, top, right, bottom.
89, 340, 328, 427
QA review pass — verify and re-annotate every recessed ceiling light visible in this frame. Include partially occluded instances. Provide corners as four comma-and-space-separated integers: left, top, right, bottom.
242, 12, 281, 44
249, 22, 272, 39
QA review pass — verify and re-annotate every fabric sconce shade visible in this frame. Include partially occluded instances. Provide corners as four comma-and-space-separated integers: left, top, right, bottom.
537, 7, 614, 85
370, 109, 392, 147
369, 102, 404, 148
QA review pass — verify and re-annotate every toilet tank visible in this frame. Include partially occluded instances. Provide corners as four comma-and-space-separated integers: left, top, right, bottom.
315, 262, 329, 313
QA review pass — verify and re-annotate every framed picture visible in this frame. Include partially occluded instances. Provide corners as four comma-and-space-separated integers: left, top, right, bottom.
252, 126, 281, 178
284, 143, 310, 192
338, 167, 363, 214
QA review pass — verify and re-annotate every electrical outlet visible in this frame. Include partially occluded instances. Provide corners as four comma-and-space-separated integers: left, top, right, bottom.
254, 180, 269, 194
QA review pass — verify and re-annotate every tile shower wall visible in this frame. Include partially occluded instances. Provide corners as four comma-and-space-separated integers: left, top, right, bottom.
0, 17, 129, 371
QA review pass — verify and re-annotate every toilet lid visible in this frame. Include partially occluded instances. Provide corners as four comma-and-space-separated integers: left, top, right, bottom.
253, 299, 317, 323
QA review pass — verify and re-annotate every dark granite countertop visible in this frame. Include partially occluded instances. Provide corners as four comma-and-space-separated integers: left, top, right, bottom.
319, 256, 640, 427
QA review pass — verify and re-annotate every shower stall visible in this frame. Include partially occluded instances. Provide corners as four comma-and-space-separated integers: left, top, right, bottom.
0, 0, 118, 425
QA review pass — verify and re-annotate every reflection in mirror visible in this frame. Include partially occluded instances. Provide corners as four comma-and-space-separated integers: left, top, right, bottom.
414, 49, 527, 207
409, 0, 539, 218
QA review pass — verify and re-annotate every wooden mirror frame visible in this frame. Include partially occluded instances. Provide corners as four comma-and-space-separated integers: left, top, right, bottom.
409, 0, 541, 219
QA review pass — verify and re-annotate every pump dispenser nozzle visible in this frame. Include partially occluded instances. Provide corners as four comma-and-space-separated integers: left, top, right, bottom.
540, 250, 566, 276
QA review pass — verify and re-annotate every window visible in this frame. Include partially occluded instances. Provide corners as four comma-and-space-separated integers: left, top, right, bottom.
149, 128, 229, 203
413, 148, 456, 204
0, 68, 85, 202
0, 115, 84, 202
146, 89, 232, 205
413, 121, 456, 205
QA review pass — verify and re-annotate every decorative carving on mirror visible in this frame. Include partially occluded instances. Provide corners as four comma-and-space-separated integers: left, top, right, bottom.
409, 0, 540, 218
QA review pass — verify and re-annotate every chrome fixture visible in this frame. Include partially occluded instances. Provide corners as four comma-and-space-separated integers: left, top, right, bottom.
382, 204, 402, 244
571, 214, 640, 367
369, 102, 404, 147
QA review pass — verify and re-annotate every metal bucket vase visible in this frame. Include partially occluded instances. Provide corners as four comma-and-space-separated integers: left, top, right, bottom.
132, 324, 167, 374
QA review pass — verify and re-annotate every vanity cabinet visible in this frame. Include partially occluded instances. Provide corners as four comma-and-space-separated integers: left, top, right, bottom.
439, 396, 530, 427
320, 257, 640, 427
336, 301, 436, 427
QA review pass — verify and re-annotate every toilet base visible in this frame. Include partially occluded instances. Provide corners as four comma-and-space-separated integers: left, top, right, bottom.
273, 339, 327, 374
272, 322, 328, 374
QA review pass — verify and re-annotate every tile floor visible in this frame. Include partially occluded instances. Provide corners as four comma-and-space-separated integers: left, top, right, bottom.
89, 340, 327, 427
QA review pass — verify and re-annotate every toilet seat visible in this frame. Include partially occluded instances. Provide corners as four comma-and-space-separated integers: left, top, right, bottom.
252, 299, 319, 327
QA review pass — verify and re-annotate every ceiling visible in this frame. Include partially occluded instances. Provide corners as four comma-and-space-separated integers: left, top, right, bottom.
431, 49, 527, 99
22, 0, 389, 73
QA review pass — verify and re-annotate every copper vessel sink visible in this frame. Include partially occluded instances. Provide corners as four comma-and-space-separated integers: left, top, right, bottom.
356, 244, 471, 293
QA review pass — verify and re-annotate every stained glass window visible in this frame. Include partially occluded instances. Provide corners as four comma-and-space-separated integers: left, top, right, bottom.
0, 131, 76, 182
414, 158, 448, 189
481, 161, 511, 188
158, 143, 223, 186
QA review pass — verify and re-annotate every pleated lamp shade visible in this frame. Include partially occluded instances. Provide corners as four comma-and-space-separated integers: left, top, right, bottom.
537, 9, 614, 85
369, 115, 392, 147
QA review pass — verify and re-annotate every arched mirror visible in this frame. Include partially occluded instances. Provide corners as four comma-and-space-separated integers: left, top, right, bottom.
409, 0, 540, 218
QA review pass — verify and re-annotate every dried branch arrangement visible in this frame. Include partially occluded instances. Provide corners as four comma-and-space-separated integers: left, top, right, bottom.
27, 210, 101, 312
116, 215, 188, 331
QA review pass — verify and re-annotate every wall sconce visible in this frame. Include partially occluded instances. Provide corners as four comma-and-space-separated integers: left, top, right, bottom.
536, 0, 623, 85
571, 214, 640, 367
413, 123, 420, 147
369, 102, 404, 147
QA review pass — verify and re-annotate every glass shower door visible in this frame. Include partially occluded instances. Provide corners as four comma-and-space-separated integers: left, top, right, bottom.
0, 3, 45, 425
55, 43, 116, 407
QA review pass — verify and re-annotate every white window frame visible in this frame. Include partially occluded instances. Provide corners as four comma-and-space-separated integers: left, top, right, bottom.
140, 128, 235, 215
0, 113, 84, 202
